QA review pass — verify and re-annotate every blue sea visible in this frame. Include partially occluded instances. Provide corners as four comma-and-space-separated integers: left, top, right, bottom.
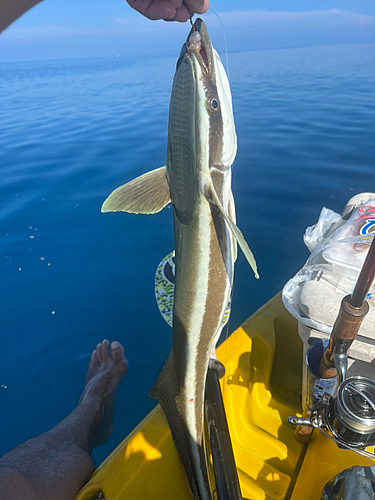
1, 43, 374, 466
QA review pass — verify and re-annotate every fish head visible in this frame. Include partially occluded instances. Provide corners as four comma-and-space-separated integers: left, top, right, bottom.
167, 19, 237, 225
186, 18, 237, 173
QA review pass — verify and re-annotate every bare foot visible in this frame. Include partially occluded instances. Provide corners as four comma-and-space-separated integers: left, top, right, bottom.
79, 340, 128, 447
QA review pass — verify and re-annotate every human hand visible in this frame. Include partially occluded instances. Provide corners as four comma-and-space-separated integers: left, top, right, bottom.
126, 0, 209, 22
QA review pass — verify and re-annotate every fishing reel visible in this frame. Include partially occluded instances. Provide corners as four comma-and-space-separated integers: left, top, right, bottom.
289, 338, 375, 458
289, 376, 375, 457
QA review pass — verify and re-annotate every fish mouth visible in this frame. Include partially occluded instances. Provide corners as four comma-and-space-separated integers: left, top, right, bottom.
176, 18, 214, 79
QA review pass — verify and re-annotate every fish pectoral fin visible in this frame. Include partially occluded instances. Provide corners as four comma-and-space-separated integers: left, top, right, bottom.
101, 166, 171, 214
227, 192, 238, 262
210, 185, 259, 279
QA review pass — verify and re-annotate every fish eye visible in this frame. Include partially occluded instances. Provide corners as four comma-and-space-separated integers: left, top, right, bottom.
207, 96, 220, 115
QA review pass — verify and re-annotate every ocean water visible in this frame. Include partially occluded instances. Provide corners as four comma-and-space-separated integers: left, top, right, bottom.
0, 43, 374, 466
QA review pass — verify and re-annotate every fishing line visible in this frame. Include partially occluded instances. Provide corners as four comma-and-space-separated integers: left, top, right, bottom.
185, 4, 230, 81
206, 7, 232, 372
226, 278, 235, 343
185, 3, 232, 391
209, 7, 230, 82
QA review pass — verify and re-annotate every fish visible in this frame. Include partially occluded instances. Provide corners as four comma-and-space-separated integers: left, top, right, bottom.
101, 18, 258, 500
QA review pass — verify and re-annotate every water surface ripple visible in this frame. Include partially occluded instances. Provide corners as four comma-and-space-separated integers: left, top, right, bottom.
0, 44, 374, 464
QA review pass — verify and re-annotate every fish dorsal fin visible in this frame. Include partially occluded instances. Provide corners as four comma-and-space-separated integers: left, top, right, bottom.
210, 184, 259, 279
101, 166, 171, 214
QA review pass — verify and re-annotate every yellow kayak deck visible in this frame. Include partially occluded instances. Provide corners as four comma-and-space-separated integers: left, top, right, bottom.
76, 293, 374, 500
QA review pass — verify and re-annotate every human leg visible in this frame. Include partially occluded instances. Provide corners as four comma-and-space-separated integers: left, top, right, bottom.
0, 340, 128, 500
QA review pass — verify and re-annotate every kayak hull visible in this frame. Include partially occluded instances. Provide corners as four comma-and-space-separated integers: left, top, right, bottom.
76, 293, 374, 500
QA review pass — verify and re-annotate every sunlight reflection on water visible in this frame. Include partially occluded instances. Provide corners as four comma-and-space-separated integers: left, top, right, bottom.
0, 43, 374, 464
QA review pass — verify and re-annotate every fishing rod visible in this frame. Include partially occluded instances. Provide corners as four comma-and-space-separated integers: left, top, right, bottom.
205, 359, 242, 500
290, 235, 375, 455
318, 235, 375, 383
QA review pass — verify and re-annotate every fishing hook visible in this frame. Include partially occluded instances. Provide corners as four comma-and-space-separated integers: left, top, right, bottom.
182, 1, 195, 28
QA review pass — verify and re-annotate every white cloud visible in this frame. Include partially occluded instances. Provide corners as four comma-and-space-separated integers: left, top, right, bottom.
2, 9, 374, 41
113, 16, 185, 33
1, 24, 105, 40
2, 15, 185, 40
203, 9, 375, 27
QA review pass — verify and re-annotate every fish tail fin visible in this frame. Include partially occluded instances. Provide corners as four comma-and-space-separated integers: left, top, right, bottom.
149, 351, 176, 409
149, 352, 186, 448
150, 353, 212, 500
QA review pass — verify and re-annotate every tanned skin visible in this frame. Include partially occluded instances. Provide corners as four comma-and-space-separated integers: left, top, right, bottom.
0, 0, 209, 33
0, 1, 209, 498
0, 340, 128, 500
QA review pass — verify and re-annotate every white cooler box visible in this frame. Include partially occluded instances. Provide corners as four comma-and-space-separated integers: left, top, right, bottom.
282, 193, 375, 380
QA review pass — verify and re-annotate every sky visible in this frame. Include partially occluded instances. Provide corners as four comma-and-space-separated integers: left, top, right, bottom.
0, 0, 374, 62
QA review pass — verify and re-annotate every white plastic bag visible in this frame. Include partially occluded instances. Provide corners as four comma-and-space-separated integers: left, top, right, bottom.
282, 194, 375, 334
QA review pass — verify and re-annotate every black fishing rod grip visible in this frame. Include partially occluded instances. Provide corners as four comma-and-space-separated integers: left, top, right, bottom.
205, 360, 242, 500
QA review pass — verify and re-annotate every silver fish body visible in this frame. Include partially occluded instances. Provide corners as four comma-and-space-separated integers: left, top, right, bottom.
102, 18, 258, 500
153, 20, 236, 500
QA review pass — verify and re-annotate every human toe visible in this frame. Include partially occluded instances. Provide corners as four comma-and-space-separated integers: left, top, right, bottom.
111, 341, 128, 370
96, 342, 103, 361
89, 349, 99, 368
111, 341, 124, 358
102, 339, 110, 360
